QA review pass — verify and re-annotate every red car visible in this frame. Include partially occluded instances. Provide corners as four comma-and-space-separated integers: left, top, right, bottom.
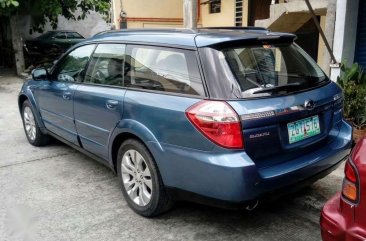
321, 138, 366, 241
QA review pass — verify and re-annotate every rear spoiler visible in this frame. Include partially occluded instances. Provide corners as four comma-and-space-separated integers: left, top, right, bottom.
195, 32, 297, 49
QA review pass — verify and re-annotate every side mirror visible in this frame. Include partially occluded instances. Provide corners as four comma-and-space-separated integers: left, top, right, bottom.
31, 68, 49, 80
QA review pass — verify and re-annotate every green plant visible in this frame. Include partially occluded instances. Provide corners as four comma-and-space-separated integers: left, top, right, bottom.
0, 0, 110, 32
0, 0, 110, 74
0, 0, 18, 8
337, 62, 366, 129
337, 62, 366, 88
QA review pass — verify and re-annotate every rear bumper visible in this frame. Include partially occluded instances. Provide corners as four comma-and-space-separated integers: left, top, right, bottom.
321, 193, 366, 241
152, 120, 352, 203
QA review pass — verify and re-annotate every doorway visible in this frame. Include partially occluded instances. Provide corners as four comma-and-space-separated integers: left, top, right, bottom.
248, 0, 278, 26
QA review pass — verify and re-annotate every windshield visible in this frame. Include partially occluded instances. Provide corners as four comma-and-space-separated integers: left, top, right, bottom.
222, 43, 327, 98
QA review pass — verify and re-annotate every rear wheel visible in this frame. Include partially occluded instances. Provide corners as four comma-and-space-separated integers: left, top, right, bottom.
21, 100, 50, 146
117, 139, 173, 217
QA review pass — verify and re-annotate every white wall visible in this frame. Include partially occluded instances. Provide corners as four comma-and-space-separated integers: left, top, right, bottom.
330, 0, 359, 81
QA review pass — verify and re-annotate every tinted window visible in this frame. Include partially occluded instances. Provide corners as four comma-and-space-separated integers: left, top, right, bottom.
125, 46, 204, 96
66, 32, 84, 39
84, 44, 125, 86
54, 32, 66, 39
222, 43, 326, 98
54, 44, 95, 82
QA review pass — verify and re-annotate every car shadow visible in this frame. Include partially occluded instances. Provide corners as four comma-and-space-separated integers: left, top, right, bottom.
45, 137, 330, 241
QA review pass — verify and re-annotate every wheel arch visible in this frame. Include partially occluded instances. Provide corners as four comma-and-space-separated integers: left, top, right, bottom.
109, 120, 163, 173
18, 94, 28, 113
111, 132, 145, 172
18, 92, 47, 134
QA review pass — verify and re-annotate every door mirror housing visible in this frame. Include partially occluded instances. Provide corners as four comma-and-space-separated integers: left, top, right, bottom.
31, 68, 49, 80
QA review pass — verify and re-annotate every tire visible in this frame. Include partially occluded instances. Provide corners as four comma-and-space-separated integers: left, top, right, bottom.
117, 139, 173, 217
21, 100, 50, 146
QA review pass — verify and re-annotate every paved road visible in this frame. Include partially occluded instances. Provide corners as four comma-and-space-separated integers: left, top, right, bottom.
0, 70, 345, 241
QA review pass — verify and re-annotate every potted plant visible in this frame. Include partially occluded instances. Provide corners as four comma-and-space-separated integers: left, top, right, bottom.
337, 62, 366, 143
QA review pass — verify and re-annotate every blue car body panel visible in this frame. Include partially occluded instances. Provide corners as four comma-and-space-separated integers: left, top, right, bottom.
37, 80, 79, 144
18, 81, 47, 133
151, 121, 350, 202
19, 28, 352, 205
74, 85, 126, 159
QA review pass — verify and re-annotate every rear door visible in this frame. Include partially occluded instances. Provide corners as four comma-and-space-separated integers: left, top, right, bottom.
73, 44, 126, 159
122, 44, 208, 150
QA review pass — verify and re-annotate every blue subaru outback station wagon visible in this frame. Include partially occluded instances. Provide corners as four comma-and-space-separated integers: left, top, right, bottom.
19, 28, 352, 217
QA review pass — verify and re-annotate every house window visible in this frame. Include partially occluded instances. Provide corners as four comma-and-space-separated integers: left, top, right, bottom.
209, 0, 221, 14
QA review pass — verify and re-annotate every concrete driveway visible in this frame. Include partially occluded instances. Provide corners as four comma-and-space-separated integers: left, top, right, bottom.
0, 70, 345, 241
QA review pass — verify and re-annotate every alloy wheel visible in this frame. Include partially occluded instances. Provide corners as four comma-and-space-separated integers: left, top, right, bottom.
23, 106, 36, 141
121, 149, 153, 206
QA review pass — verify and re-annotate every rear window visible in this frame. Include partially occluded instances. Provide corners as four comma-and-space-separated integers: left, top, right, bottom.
222, 43, 327, 98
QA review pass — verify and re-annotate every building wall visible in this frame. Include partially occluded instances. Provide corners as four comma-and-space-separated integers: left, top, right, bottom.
243, 0, 249, 26
317, 16, 326, 67
113, 0, 184, 29
112, 0, 250, 28
330, 0, 359, 81
200, 0, 235, 27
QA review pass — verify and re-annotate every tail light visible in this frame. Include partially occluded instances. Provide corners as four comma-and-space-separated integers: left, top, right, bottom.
342, 159, 359, 203
186, 100, 244, 149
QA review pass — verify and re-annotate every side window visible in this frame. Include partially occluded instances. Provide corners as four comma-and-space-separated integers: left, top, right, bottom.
125, 45, 205, 96
84, 44, 125, 86
54, 32, 66, 39
66, 32, 83, 39
54, 44, 95, 82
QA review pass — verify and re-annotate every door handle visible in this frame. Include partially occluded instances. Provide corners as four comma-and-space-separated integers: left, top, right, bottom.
106, 100, 118, 109
62, 92, 72, 100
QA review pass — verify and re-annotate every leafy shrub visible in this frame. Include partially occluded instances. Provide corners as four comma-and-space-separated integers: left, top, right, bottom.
337, 63, 366, 129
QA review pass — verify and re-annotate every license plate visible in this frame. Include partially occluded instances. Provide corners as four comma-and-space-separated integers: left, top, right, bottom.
287, 116, 321, 144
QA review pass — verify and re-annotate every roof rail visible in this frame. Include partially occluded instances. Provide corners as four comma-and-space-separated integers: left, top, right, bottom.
93, 28, 199, 37
198, 26, 268, 31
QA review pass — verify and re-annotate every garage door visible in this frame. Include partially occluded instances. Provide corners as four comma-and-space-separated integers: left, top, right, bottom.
355, 0, 366, 67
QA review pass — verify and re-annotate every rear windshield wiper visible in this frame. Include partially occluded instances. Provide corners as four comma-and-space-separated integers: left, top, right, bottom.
252, 83, 302, 94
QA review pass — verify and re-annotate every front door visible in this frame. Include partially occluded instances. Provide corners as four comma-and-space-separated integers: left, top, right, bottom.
37, 44, 96, 144
73, 44, 126, 159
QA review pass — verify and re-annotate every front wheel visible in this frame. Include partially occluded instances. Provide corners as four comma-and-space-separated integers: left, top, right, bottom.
21, 100, 50, 146
117, 139, 173, 217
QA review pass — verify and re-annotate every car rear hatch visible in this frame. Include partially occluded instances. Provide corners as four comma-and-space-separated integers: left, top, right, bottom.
197, 30, 345, 173
228, 82, 343, 171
